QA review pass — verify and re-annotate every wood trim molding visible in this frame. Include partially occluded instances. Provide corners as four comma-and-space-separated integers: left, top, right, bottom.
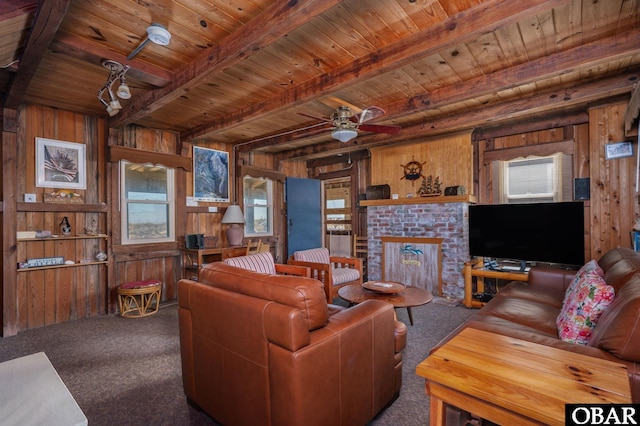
108, 145, 192, 171
238, 165, 285, 182
483, 140, 574, 164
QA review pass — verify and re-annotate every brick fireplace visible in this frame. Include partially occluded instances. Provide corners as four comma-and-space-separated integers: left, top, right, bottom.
366, 198, 472, 299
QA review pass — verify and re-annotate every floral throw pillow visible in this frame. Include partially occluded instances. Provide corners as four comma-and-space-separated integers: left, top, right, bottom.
561, 259, 605, 306
556, 271, 615, 345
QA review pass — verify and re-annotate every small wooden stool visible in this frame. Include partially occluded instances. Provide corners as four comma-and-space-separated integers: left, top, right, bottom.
117, 279, 162, 318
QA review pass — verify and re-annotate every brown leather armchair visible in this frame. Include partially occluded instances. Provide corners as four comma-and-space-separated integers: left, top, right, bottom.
178, 262, 406, 426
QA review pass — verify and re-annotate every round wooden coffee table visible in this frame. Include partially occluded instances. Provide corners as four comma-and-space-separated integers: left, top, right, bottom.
338, 282, 433, 325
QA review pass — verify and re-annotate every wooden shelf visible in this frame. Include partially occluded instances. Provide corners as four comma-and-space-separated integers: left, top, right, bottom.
17, 234, 108, 242
17, 261, 108, 272
359, 194, 476, 206
185, 206, 224, 214
17, 234, 109, 272
16, 202, 108, 212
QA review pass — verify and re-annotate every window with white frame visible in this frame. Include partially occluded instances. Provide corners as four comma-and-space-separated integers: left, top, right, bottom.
494, 153, 572, 204
243, 176, 273, 236
120, 160, 175, 244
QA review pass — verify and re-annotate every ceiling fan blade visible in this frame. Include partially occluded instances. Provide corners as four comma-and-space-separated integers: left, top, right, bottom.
358, 123, 401, 134
354, 106, 386, 124
298, 112, 333, 123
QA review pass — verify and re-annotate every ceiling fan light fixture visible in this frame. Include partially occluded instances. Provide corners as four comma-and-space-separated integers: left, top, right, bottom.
331, 127, 358, 143
147, 23, 171, 46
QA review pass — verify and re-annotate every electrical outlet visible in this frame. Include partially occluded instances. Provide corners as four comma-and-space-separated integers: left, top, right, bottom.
24, 194, 36, 203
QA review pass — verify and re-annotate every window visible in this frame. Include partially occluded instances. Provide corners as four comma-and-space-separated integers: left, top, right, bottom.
243, 176, 273, 236
495, 153, 572, 204
120, 160, 175, 244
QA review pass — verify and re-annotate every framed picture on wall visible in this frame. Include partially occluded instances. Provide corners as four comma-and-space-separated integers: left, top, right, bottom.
193, 146, 229, 202
604, 141, 633, 160
35, 138, 86, 189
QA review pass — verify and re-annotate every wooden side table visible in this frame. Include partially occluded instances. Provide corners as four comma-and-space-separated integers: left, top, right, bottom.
183, 246, 247, 281
463, 258, 529, 308
416, 328, 631, 426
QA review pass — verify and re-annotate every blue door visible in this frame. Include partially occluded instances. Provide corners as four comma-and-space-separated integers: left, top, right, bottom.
286, 177, 322, 258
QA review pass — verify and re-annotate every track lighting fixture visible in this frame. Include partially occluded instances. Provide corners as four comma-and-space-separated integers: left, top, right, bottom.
98, 60, 130, 116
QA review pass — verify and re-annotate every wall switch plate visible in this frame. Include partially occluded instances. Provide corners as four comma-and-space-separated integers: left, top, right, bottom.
24, 194, 36, 203
186, 196, 198, 207
208, 206, 218, 213
392, 194, 399, 200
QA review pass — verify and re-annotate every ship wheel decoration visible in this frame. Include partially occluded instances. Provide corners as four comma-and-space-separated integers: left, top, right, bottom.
400, 159, 426, 183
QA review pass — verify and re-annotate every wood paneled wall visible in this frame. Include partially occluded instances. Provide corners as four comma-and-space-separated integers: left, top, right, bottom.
474, 100, 638, 261
588, 100, 638, 258
7, 104, 107, 333
370, 131, 474, 198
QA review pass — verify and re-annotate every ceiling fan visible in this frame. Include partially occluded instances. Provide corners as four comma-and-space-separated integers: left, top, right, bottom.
299, 106, 401, 142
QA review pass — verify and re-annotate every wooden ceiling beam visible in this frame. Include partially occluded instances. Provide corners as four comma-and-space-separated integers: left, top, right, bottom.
472, 112, 589, 141
109, 0, 346, 128
384, 28, 640, 122
0, 0, 36, 22
3, 0, 71, 109
49, 34, 173, 87
278, 70, 639, 160
183, 0, 571, 143
240, 28, 640, 154
625, 82, 640, 134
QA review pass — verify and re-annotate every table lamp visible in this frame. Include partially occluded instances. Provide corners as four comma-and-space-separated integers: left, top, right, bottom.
221, 205, 245, 247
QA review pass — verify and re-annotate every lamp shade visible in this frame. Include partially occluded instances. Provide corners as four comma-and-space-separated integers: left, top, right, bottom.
221, 205, 245, 224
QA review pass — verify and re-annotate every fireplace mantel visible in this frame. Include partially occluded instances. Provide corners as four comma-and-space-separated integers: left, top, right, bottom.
360, 194, 476, 207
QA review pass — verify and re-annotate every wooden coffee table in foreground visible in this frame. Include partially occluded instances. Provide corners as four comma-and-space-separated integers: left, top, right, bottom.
338, 282, 433, 325
416, 327, 631, 426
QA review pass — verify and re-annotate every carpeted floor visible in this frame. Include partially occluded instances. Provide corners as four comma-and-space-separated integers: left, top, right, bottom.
0, 298, 474, 426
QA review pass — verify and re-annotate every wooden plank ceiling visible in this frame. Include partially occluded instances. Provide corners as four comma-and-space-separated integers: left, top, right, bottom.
1, 0, 639, 160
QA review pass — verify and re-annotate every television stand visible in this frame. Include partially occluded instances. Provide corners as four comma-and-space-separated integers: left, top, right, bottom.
463, 258, 529, 308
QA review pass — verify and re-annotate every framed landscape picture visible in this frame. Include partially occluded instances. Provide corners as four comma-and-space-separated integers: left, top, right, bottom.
193, 146, 229, 202
35, 138, 86, 189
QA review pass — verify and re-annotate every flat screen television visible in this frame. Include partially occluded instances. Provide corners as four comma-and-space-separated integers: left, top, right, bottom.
468, 201, 585, 267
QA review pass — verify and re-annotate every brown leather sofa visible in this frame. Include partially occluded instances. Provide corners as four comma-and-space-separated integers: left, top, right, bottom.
434, 247, 640, 403
178, 262, 407, 425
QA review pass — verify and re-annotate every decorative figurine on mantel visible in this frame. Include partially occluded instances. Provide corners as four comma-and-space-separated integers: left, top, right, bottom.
419, 175, 443, 197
